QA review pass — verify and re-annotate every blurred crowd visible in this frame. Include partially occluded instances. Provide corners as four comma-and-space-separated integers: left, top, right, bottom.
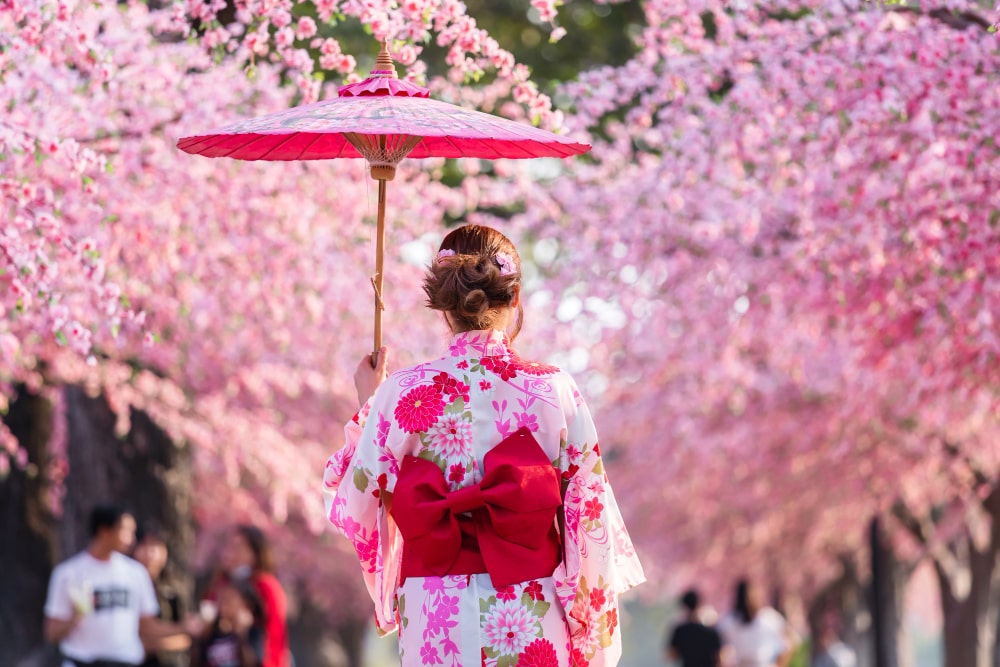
665, 582, 855, 667
44, 503, 863, 667
44, 504, 291, 667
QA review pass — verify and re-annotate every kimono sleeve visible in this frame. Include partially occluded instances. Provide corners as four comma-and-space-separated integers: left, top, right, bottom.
553, 379, 645, 667
322, 391, 403, 635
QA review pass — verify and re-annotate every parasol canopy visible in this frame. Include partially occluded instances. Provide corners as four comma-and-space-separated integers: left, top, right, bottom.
176, 82, 588, 163
178, 42, 590, 361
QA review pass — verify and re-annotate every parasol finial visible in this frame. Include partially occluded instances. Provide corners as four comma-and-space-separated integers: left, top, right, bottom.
371, 40, 398, 79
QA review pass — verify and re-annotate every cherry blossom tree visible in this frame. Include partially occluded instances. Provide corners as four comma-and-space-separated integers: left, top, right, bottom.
4, 0, 1000, 664
4, 0, 646, 663
494, 0, 999, 663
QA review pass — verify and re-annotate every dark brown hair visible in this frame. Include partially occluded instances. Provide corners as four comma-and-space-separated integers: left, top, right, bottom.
218, 578, 265, 625
423, 225, 524, 340
235, 524, 276, 574
88, 504, 129, 538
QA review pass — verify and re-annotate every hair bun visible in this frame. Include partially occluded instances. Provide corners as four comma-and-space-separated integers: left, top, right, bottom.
423, 226, 522, 333
460, 288, 491, 321
424, 230, 521, 330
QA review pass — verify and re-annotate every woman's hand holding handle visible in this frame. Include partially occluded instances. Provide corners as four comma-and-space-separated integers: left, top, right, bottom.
355, 346, 389, 407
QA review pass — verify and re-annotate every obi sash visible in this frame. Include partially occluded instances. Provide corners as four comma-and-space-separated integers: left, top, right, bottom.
390, 426, 562, 588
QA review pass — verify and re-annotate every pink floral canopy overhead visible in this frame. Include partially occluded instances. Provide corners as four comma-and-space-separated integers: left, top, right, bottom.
178, 43, 590, 362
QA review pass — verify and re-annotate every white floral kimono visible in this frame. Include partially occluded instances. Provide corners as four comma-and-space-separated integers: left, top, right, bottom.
323, 329, 644, 667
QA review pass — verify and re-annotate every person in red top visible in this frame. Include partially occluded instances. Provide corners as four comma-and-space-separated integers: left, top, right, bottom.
203, 525, 290, 667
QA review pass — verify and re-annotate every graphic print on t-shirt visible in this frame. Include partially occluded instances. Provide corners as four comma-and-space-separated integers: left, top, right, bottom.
205, 635, 242, 667
93, 586, 131, 612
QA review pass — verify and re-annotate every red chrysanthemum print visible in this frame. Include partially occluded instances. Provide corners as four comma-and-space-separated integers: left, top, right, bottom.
518, 638, 559, 667
481, 356, 517, 381
393, 384, 446, 433
571, 647, 590, 667
511, 357, 559, 376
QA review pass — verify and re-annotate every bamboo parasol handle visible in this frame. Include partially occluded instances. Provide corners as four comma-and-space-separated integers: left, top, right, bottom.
371, 177, 387, 368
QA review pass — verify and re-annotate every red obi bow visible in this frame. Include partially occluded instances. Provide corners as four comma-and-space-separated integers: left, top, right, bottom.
391, 427, 562, 587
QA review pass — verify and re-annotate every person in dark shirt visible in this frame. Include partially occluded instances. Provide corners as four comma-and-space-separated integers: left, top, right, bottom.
133, 526, 190, 667
667, 589, 722, 667
192, 580, 264, 667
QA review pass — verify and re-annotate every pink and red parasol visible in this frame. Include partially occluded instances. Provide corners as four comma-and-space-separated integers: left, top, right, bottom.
178, 43, 589, 361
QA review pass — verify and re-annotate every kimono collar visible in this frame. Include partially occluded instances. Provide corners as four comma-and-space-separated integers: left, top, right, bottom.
448, 329, 511, 358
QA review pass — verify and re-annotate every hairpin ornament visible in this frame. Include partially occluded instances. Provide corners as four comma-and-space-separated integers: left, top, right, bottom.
435, 248, 516, 276
495, 252, 517, 276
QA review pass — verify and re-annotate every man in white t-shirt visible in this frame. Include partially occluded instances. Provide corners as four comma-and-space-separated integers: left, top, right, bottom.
44, 505, 187, 667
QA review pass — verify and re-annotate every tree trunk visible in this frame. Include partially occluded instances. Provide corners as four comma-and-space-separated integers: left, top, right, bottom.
808, 558, 870, 667
0, 388, 60, 667
287, 596, 370, 667
807, 546, 911, 667
60, 386, 195, 582
0, 385, 195, 666
870, 520, 912, 667
937, 488, 1000, 667
334, 615, 369, 667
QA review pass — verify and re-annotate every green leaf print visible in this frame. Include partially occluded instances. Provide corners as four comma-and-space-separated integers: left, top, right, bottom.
353, 466, 369, 493
443, 396, 466, 415
417, 445, 447, 469
397, 594, 407, 629
575, 576, 591, 608
520, 594, 551, 619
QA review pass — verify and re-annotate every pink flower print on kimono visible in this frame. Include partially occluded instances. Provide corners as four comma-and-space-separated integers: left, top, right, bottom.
426, 414, 473, 459
478, 578, 568, 667
482, 599, 538, 655
395, 372, 475, 484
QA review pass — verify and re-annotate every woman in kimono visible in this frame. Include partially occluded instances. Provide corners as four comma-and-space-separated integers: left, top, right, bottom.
323, 224, 644, 667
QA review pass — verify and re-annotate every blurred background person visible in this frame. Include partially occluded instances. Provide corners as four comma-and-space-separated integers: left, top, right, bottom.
133, 525, 191, 667
191, 579, 265, 667
44, 504, 185, 667
717, 579, 798, 667
200, 525, 289, 667
666, 588, 722, 667
811, 619, 856, 667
